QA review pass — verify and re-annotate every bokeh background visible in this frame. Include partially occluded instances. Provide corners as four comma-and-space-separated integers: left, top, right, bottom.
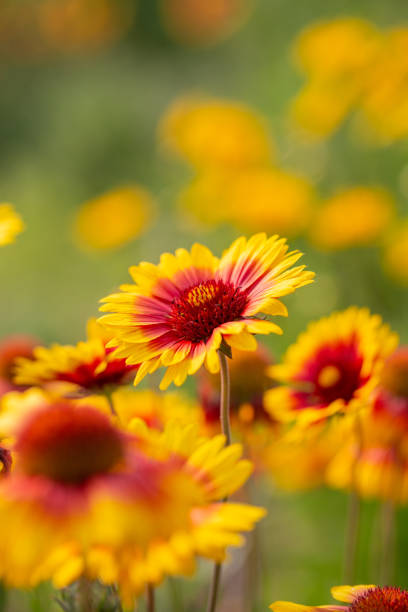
1, 0, 408, 610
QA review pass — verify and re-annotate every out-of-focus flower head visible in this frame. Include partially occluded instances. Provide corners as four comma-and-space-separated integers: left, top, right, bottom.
382, 219, 408, 286
100, 233, 314, 390
0, 335, 39, 398
74, 185, 155, 251
0, 204, 24, 246
327, 347, 408, 503
0, 397, 265, 602
270, 585, 408, 612
360, 29, 408, 143
103, 387, 204, 433
265, 418, 348, 492
198, 345, 274, 428
378, 347, 408, 411
160, 0, 253, 46
265, 307, 398, 428
158, 96, 272, 170
309, 187, 395, 251
13, 318, 139, 396
291, 17, 382, 138
180, 167, 315, 236
0, 0, 135, 61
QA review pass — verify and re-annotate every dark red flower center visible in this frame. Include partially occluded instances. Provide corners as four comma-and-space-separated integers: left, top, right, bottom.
169, 280, 248, 343
16, 403, 124, 484
56, 347, 136, 391
294, 339, 367, 408
351, 586, 408, 612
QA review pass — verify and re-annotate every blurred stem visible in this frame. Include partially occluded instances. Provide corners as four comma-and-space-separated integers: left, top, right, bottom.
103, 388, 117, 416
380, 499, 395, 585
206, 350, 231, 612
343, 415, 363, 584
146, 584, 155, 612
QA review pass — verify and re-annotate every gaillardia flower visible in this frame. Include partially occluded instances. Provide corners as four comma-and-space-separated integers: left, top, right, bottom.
265, 307, 398, 426
14, 319, 138, 395
270, 584, 408, 612
0, 204, 24, 246
0, 398, 265, 603
327, 347, 408, 503
99, 233, 314, 390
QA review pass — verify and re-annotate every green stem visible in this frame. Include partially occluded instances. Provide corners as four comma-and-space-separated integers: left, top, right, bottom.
206, 350, 231, 612
103, 389, 117, 416
343, 416, 363, 584
343, 489, 361, 584
380, 499, 395, 585
146, 584, 155, 612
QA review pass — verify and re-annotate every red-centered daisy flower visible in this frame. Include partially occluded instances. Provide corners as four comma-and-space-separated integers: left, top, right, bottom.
13, 319, 138, 395
327, 347, 408, 503
0, 398, 264, 602
0, 334, 39, 397
265, 307, 398, 427
270, 584, 408, 612
99, 233, 314, 390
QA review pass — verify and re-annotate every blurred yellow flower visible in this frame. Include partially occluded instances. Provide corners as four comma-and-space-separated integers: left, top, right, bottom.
227, 167, 314, 236
360, 29, 408, 143
291, 17, 382, 138
179, 167, 314, 235
294, 17, 381, 79
74, 186, 154, 251
309, 187, 395, 251
382, 220, 408, 286
291, 81, 359, 138
158, 96, 272, 169
265, 419, 347, 492
0, 204, 24, 246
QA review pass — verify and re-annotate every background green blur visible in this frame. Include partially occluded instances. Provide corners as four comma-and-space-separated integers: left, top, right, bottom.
1, 0, 408, 610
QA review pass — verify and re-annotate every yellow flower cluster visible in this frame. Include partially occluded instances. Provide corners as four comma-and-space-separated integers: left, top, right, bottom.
159, 95, 315, 237
292, 17, 408, 144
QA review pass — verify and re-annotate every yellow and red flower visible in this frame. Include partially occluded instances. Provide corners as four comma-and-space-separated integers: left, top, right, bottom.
0, 204, 24, 246
100, 233, 314, 390
265, 307, 398, 427
0, 334, 39, 397
0, 397, 265, 603
270, 584, 408, 612
14, 319, 138, 395
327, 347, 408, 503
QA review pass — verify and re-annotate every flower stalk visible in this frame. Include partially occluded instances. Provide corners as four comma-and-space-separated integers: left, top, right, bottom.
206, 350, 231, 612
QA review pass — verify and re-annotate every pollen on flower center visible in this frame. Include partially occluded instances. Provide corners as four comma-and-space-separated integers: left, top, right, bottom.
16, 403, 124, 484
169, 279, 248, 343
350, 586, 408, 612
317, 365, 341, 388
